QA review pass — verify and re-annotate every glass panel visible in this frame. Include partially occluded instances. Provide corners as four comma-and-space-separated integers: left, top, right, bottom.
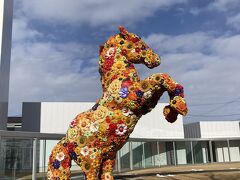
165, 142, 175, 165
120, 142, 130, 171
212, 141, 229, 163
158, 141, 167, 166
132, 141, 143, 169
175, 141, 187, 165
193, 141, 210, 164
185, 141, 192, 164
0, 138, 33, 179
229, 140, 240, 162
151, 142, 159, 167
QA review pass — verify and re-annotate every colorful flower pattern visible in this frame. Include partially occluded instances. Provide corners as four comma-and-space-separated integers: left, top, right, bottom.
48, 26, 188, 180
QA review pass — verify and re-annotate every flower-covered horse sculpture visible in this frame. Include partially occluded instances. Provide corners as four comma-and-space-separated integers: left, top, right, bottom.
48, 27, 188, 180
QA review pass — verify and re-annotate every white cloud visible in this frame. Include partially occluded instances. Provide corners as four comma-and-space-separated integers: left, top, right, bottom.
12, 18, 41, 42
227, 13, 240, 31
144, 32, 212, 54
9, 18, 101, 115
143, 32, 240, 121
15, 0, 186, 27
207, 0, 240, 12
189, 0, 240, 15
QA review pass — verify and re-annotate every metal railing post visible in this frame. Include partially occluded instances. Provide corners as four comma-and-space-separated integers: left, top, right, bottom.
227, 139, 231, 162
142, 142, 145, 168
32, 138, 38, 180
42, 139, 46, 179
157, 141, 160, 167
117, 150, 121, 172
129, 142, 133, 170
173, 141, 177, 166
190, 141, 194, 164
209, 140, 213, 163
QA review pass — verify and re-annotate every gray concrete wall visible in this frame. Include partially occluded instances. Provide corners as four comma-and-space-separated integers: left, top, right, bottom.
184, 122, 201, 138
22, 102, 41, 132
0, 0, 13, 130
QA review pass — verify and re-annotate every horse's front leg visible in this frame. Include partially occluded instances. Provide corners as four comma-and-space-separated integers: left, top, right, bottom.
140, 73, 188, 122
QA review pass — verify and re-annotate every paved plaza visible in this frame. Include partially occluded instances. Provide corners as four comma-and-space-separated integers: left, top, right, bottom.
115, 163, 240, 180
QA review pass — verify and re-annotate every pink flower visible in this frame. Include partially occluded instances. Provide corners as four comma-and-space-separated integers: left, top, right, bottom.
70, 119, 77, 128
81, 146, 89, 156
122, 107, 132, 116
115, 124, 127, 136
56, 152, 65, 161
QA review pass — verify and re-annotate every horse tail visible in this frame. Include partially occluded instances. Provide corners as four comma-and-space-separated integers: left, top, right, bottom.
47, 137, 72, 180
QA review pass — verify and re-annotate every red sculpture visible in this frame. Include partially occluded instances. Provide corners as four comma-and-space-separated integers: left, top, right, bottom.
47, 26, 188, 180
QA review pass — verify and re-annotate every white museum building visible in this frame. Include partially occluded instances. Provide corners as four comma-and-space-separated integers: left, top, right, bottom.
20, 102, 240, 171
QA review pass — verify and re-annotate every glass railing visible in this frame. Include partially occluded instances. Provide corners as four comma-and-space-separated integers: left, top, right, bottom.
0, 130, 240, 179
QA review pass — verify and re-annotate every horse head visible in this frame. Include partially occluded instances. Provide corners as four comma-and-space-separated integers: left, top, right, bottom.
99, 26, 161, 71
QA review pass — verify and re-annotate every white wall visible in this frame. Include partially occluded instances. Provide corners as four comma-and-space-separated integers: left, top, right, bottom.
131, 103, 184, 139
184, 121, 240, 138
23, 102, 185, 139
40, 102, 94, 133
200, 121, 240, 138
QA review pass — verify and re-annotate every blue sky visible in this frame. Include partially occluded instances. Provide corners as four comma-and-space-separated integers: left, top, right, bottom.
9, 0, 240, 122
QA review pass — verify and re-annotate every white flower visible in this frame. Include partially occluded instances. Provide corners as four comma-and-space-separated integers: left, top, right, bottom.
90, 122, 99, 133
143, 91, 152, 99
81, 146, 89, 156
122, 107, 133, 116
105, 47, 116, 58
56, 152, 65, 161
115, 124, 128, 136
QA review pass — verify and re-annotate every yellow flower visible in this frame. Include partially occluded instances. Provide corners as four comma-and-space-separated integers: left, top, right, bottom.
78, 117, 90, 130
114, 109, 122, 119
75, 147, 81, 155
108, 79, 121, 95
93, 106, 108, 122
141, 50, 147, 57
140, 81, 151, 92
81, 161, 91, 172
99, 122, 108, 133
154, 74, 163, 83
125, 118, 133, 126
67, 128, 78, 141
115, 96, 123, 104
112, 61, 126, 72
77, 136, 86, 148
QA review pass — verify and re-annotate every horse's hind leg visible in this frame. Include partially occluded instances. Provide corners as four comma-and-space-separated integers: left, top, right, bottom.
99, 157, 116, 180
47, 138, 72, 180
76, 154, 102, 180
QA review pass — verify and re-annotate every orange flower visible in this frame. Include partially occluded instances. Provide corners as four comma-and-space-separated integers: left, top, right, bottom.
128, 92, 137, 101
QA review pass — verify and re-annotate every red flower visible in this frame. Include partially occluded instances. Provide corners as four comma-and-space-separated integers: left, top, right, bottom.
117, 119, 124, 124
111, 75, 118, 81
105, 116, 111, 123
109, 123, 117, 135
67, 143, 75, 152
135, 47, 141, 53
49, 155, 54, 164
121, 79, 133, 87
121, 49, 128, 56
131, 37, 140, 43
93, 139, 101, 147
61, 158, 70, 169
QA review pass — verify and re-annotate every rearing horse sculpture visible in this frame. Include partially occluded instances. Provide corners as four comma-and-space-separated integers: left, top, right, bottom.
48, 26, 188, 180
